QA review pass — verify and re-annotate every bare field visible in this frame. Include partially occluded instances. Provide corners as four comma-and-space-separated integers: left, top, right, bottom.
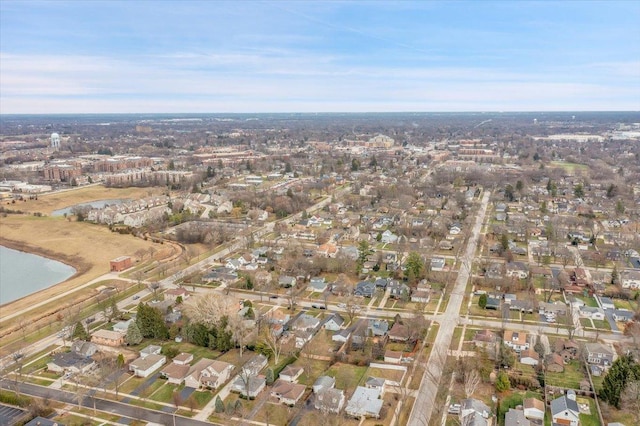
6, 185, 161, 215
0, 213, 171, 331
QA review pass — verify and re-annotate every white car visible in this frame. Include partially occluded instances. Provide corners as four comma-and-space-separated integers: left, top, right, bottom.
337, 303, 347, 309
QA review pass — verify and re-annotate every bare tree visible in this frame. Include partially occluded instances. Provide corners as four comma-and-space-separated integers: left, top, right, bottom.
183, 292, 237, 327
464, 369, 481, 398
260, 327, 284, 365
620, 380, 640, 426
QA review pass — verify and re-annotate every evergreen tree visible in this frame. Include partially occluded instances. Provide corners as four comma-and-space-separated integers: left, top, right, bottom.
117, 353, 125, 368
266, 368, 275, 385
478, 294, 488, 309
72, 321, 89, 341
136, 303, 169, 339
214, 396, 225, 413
495, 371, 510, 392
405, 252, 424, 283
125, 321, 143, 345
599, 354, 640, 408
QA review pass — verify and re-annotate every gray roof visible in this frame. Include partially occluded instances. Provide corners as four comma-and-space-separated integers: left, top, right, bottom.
505, 409, 530, 426
50, 352, 94, 369
313, 375, 335, 391
365, 377, 385, 388
346, 386, 383, 417
550, 395, 579, 416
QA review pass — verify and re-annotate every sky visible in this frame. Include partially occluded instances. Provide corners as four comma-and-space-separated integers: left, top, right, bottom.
1, 0, 639, 113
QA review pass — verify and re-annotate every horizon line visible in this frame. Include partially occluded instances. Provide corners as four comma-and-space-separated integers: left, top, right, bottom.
2, 110, 639, 116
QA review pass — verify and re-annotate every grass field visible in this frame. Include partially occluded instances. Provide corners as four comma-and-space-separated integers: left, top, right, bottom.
0, 187, 178, 344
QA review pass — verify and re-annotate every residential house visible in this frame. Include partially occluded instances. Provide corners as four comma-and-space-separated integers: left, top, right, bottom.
510, 300, 535, 313
279, 275, 297, 288
270, 379, 306, 406
554, 339, 579, 362
198, 360, 235, 390
231, 375, 266, 399
70, 341, 97, 358
354, 280, 376, 298
165, 288, 190, 302
139, 345, 162, 358
308, 277, 328, 292
160, 362, 190, 385
279, 365, 304, 383
295, 330, 314, 348
519, 349, 540, 366
505, 409, 530, 426
598, 296, 615, 311
313, 376, 335, 394
550, 392, 580, 426
431, 257, 446, 272
292, 314, 321, 331
388, 281, 410, 300
129, 354, 166, 378
365, 377, 386, 393
584, 342, 615, 367
323, 313, 345, 331
485, 296, 501, 310
315, 387, 345, 414
621, 270, 640, 289
539, 302, 568, 316
384, 350, 403, 364
411, 281, 431, 304
579, 306, 605, 320
368, 319, 389, 337
388, 322, 410, 342
460, 398, 491, 426
345, 386, 383, 419
317, 243, 338, 258
242, 354, 268, 376
91, 329, 125, 347
113, 318, 134, 334
612, 309, 634, 322
332, 327, 352, 343
381, 230, 398, 244
503, 330, 530, 352
473, 330, 496, 348
47, 350, 95, 374
486, 262, 504, 279
523, 397, 545, 422
545, 353, 565, 373
505, 262, 529, 279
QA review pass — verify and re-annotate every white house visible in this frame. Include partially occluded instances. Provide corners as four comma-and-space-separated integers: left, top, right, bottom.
503, 330, 529, 352
550, 392, 580, 426
579, 306, 605, 321
621, 270, 640, 289
345, 386, 383, 419
323, 314, 345, 331
270, 379, 306, 406
129, 354, 166, 378
523, 398, 545, 422
279, 365, 304, 383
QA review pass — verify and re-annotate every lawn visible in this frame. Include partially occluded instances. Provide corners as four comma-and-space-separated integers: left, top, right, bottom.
592, 320, 611, 330
253, 401, 294, 425
367, 366, 406, 384
119, 375, 146, 395
149, 382, 179, 403
545, 360, 586, 389
291, 358, 330, 386
577, 397, 601, 426
325, 363, 368, 391
191, 390, 214, 409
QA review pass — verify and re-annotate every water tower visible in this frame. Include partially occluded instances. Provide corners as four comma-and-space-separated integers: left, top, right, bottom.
51, 133, 61, 150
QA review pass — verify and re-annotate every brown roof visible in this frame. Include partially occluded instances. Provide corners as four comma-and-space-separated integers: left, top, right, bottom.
388, 323, 410, 340
524, 397, 544, 411
161, 362, 190, 379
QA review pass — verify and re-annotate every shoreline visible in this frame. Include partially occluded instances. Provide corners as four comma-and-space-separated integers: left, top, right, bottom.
0, 237, 89, 309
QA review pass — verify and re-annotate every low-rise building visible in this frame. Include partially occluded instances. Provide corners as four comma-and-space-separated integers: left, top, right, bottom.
345, 386, 383, 419
129, 354, 166, 378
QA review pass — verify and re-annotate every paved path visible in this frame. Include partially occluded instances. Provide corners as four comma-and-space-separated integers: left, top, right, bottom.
408, 190, 490, 426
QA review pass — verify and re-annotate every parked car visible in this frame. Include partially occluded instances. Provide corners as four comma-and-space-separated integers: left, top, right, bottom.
133, 295, 140, 300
